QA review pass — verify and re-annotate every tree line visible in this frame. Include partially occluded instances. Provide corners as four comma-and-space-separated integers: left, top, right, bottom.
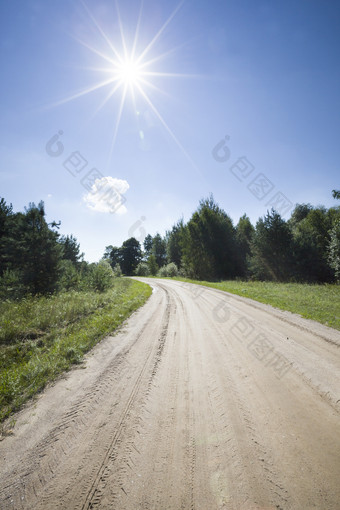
104, 191, 340, 283
1, 191, 339, 301
0, 198, 117, 299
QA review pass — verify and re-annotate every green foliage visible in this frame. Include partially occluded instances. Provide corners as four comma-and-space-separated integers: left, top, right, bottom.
0, 287, 133, 347
119, 238, 142, 275
103, 245, 121, 268
59, 234, 83, 266
152, 233, 167, 267
0, 279, 152, 422
89, 260, 115, 292
158, 262, 179, 277
135, 262, 150, 276
182, 195, 237, 280
0, 269, 25, 300
102, 191, 340, 286
103, 240, 142, 276
112, 263, 123, 277
147, 254, 158, 276
250, 209, 293, 281
328, 220, 340, 281
1, 200, 63, 295
289, 204, 337, 282
166, 219, 184, 267
0, 198, 13, 249
58, 260, 80, 291
143, 234, 153, 257
235, 214, 254, 277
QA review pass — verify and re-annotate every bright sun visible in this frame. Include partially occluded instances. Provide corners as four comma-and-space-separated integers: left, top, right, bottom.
55, 1, 197, 166
116, 58, 142, 87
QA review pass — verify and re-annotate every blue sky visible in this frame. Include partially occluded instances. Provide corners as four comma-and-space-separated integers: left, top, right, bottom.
1, 0, 339, 262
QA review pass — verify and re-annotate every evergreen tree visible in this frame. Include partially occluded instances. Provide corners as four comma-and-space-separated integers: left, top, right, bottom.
250, 209, 293, 281
182, 195, 237, 280
143, 234, 153, 258
166, 219, 184, 268
6, 202, 63, 294
289, 205, 335, 282
152, 233, 167, 268
59, 234, 83, 266
235, 214, 254, 277
0, 198, 13, 275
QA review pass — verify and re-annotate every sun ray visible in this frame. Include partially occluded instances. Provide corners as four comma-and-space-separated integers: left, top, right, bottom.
50, 76, 118, 108
73, 65, 121, 74
115, 0, 128, 60
81, 0, 123, 64
131, 0, 144, 60
142, 71, 204, 79
135, 82, 201, 173
48, 0, 202, 171
136, 1, 184, 64
138, 42, 188, 69
71, 35, 118, 67
109, 83, 128, 160
92, 81, 123, 118
138, 77, 173, 99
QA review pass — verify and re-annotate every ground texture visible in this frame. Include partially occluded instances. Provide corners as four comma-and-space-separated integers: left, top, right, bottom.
0, 278, 339, 510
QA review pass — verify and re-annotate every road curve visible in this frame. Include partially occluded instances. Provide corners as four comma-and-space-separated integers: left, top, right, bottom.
0, 278, 339, 510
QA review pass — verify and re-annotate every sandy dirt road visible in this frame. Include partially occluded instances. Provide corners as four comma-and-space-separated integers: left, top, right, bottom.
0, 278, 339, 510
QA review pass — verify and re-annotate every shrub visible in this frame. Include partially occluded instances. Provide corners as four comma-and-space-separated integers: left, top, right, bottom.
158, 262, 179, 277
90, 260, 114, 292
135, 262, 150, 276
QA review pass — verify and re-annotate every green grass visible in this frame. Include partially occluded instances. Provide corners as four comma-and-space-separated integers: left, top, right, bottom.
0, 278, 151, 423
162, 277, 340, 330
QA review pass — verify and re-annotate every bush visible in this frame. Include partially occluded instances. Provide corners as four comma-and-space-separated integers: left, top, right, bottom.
158, 262, 179, 277
135, 262, 150, 276
89, 260, 115, 292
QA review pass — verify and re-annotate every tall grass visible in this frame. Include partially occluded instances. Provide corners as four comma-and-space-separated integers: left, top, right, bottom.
0, 278, 151, 423
0, 290, 120, 345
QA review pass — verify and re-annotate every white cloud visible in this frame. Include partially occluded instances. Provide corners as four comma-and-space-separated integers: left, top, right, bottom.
83, 176, 129, 215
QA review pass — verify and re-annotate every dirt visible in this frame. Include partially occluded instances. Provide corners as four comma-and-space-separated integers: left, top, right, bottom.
0, 278, 339, 509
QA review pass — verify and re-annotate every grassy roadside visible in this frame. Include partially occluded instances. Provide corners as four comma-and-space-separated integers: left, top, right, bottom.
0, 278, 151, 423
161, 277, 340, 331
